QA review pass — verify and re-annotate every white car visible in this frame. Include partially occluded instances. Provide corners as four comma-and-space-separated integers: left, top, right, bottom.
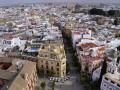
58, 79, 61, 82
52, 77, 55, 81
50, 77, 53, 81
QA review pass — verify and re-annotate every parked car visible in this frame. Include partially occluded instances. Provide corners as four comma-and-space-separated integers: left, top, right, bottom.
58, 78, 61, 82
55, 78, 59, 82
50, 77, 53, 81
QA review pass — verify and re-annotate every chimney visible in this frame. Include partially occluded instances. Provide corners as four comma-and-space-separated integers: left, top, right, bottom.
23, 73, 28, 80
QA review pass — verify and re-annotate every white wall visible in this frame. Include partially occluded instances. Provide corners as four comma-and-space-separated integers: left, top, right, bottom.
72, 34, 82, 48
100, 76, 120, 90
11, 38, 21, 47
108, 39, 120, 48
83, 34, 91, 38
92, 67, 101, 81
11, 38, 26, 47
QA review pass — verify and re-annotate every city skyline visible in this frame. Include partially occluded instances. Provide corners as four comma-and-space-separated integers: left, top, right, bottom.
0, 0, 120, 5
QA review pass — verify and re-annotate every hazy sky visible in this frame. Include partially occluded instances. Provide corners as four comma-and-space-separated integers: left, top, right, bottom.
0, 0, 120, 5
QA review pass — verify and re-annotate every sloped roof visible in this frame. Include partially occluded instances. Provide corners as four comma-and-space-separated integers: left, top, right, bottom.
0, 70, 18, 80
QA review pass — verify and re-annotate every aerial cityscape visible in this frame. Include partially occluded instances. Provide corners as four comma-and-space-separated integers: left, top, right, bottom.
0, 0, 120, 90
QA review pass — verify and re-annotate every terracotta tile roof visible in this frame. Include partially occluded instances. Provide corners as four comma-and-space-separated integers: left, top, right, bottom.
83, 50, 90, 52
0, 54, 6, 57
73, 32, 80, 35
98, 47, 105, 51
2, 34, 13, 38
81, 55, 102, 61
81, 43, 97, 49
97, 53, 104, 58
81, 44, 88, 48
5, 37, 13, 40
88, 43, 97, 47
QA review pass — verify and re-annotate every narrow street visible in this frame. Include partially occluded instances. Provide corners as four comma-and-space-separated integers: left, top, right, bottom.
35, 33, 84, 90
62, 33, 84, 90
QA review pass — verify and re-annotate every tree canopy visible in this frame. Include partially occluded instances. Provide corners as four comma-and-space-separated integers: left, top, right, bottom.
114, 18, 119, 26
89, 8, 106, 16
89, 8, 120, 17
108, 10, 116, 16
99, 57, 107, 86
41, 82, 46, 90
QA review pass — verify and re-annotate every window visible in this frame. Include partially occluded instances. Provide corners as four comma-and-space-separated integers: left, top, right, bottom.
57, 68, 59, 71
2, 49, 4, 52
63, 72, 64, 75
51, 66, 53, 70
41, 65, 43, 68
46, 66, 48, 69
41, 60, 43, 63
104, 84, 106, 87
51, 62, 53, 64
111, 80, 114, 84
57, 63, 59, 66
45, 55, 47, 57
7, 41, 11, 44
117, 84, 120, 87
109, 88, 112, 90
46, 61, 48, 64
111, 70, 114, 74
105, 77, 108, 80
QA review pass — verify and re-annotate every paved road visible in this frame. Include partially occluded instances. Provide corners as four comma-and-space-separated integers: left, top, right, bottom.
35, 37, 84, 90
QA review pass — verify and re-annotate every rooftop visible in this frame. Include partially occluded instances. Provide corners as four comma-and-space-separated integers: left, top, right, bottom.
81, 55, 102, 61
81, 43, 98, 49
39, 44, 64, 55
0, 70, 18, 80
105, 73, 120, 85
1, 60, 36, 90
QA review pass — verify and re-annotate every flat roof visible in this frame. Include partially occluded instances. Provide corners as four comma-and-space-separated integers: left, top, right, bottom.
105, 73, 120, 85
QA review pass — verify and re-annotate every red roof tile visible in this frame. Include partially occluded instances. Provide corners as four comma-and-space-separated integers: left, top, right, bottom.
0, 54, 6, 57
81, 55, 102, 61
81, 43, 97, 49
2, 34, 13, 38
73, 32, 80, 35
83, 50, 90, 53
5, 37, 13, 40
98, 47, 105, 51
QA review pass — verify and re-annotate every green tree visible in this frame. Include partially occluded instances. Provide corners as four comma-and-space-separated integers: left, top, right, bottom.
77, 63, 81, 72
99, 57, 107, 85
117, 45, 120, 51
108, 10, 116, 16
90, 82, 99, 90
48, 71, 55, 77
66, 63, 70, 74
114, 18, 119, 26
89, 8, 106, 16
117, 57, 120, 63
38, 69, 44, 75
40, 82, 46, 90
52, 80, 55, 90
